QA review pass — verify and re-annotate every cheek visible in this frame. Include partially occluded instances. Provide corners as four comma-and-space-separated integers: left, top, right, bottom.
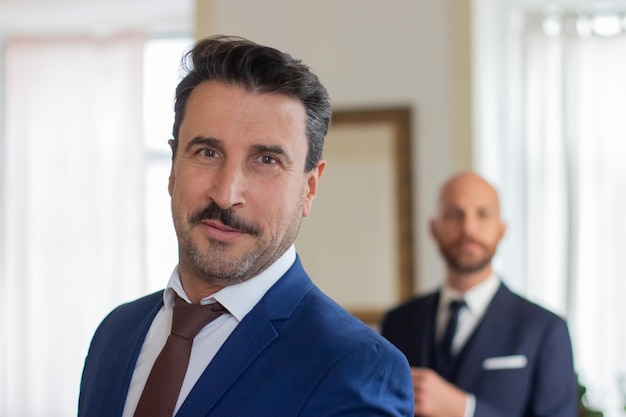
482, 224, 504, 240
439, 225, 462, 241
487, 230, 504, 246
170, 169, 210, 211
252, 180, 304, 219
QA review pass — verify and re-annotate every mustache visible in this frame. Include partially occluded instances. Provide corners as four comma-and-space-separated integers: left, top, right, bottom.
190, 203, 261, 236
454, 238, 488, 250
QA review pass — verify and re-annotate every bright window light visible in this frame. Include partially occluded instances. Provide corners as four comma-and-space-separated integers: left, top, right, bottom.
591, 13, 622, 37
543, 14, 563, 37
142, 36, 193, 291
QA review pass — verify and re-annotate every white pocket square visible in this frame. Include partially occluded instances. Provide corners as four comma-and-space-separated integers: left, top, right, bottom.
482, 355, 528, 370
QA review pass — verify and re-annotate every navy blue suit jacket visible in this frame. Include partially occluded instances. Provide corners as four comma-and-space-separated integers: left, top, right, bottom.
79, 256, 414, 416
381, 283, 577, 417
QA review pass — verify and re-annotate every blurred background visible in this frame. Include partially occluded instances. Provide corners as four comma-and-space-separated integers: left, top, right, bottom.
1, 0, 626, 415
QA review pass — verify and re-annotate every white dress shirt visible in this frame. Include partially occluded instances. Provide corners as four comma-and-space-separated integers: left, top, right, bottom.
436, 273, 500, 354
435, 273, 501, 417
121, 245, 296, 417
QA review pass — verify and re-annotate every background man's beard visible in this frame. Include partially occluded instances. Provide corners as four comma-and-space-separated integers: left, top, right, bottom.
444, 253, 493, 275
440, 240, 495, 275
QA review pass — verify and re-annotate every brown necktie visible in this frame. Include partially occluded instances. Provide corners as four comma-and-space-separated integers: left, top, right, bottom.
134, 295, 227, 417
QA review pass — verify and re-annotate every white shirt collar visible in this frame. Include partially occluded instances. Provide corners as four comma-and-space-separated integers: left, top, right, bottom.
439, 273, 500, 318
163, 245, 296, 322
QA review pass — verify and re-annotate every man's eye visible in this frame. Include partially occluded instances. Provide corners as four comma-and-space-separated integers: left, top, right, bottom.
199, 149, 218, 158
257, 155, 278, 164
445, 211, 462, 220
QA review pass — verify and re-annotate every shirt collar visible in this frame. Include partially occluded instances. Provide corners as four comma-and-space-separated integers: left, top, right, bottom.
440, 273, 500, 317
163, 245, 296, 322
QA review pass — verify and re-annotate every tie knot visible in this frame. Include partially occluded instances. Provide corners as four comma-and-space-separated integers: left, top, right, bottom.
171, 295, 228, 340
449, 299, 466, 315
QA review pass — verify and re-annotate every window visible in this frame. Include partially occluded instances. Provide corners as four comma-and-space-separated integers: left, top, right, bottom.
0, 34, 192, 417
143, 37, 192, 291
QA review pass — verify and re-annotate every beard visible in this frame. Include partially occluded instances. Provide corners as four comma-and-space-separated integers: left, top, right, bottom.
176, 201, 302, 287
178, 232, 262, 286
438, 238, 496, 275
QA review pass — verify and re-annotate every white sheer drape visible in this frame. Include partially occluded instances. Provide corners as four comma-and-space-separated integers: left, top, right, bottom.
1, 34, 147, 417
555, 30, 626, 416
475, 8, 626, 416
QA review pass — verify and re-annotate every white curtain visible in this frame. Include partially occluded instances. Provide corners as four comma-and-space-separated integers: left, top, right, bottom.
476, 8, 626, 416
1, 34, 148, 417
560, 31, 626, 416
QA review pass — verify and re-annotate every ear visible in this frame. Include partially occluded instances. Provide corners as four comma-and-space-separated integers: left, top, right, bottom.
429, 218, 438, 240
302, 160, 326, 217
168, 139, 176, 196
498, 221, 507, 241
168, 171, 175, 196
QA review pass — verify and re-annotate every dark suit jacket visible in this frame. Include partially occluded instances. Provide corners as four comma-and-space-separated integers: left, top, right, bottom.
381, 283, 577, 417
79, 256, 414, 417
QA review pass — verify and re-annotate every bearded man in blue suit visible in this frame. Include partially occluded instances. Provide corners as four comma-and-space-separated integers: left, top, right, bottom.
381, 172, 577, 417
78, 35, 413, 417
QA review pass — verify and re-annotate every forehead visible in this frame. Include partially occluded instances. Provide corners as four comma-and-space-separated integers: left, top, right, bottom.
439, 175, 500, 211
179, 81, 308, 148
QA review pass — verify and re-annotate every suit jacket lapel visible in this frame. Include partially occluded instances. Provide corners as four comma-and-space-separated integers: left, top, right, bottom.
420, 293, 439, 367
390, 291, 438, 367
177, 301, 278, 416
449, 283, 511, 385
176, 256, 314, 417
101, 294, 163, 417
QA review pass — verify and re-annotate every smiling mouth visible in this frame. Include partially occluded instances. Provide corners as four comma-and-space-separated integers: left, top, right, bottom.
202, 219, 240, 232
457, 240, 485, 252
199, 219, 247, 242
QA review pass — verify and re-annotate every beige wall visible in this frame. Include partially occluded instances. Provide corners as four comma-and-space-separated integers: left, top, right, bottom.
195, 0, 473, 295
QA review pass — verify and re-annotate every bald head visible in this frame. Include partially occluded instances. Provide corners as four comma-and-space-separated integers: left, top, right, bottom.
430, 171, 506, 288
436, 172, 501, 218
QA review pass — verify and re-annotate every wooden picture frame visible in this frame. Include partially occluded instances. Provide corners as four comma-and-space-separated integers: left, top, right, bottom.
296, 107, 415, 325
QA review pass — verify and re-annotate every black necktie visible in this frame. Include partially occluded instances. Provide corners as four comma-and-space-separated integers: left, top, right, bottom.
441, 299, 466, 360
134, 295, 227, 417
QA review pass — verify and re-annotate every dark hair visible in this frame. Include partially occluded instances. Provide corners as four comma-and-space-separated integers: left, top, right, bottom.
171, 35, 331, 172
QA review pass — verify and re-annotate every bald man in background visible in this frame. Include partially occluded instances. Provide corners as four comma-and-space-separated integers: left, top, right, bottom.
381, 172, 577, 417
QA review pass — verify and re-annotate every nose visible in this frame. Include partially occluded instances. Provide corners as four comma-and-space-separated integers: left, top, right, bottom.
209, 163, 245, 209
461, 214, 479, 238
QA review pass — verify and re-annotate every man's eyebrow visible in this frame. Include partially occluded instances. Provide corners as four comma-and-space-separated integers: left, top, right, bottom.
184, 136, 222, 153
